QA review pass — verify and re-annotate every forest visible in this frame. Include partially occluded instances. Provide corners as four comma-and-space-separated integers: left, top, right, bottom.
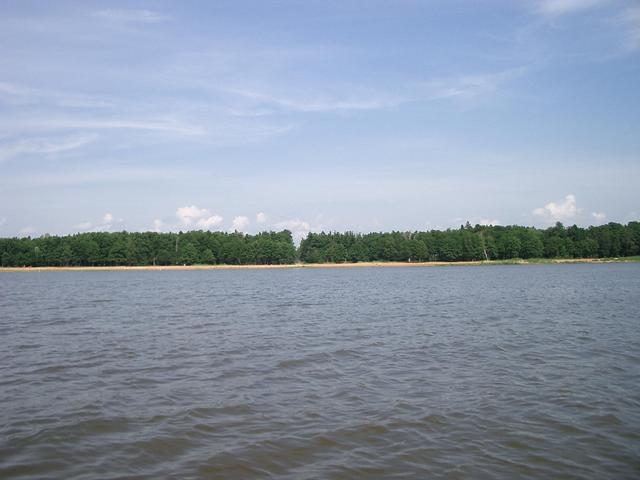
299, 222, 640, 263
0, 221, 639, 267
0, 230, 297, 267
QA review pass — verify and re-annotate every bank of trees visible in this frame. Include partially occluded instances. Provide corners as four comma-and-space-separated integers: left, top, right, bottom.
1, 222, 639, 267
0, 230, 297, 267
298, 222, 640, 263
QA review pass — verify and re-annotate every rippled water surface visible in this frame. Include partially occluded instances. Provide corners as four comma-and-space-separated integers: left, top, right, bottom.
1, 264, 640, 479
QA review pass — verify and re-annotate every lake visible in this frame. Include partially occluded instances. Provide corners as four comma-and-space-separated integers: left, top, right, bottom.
1, 264, 639, 478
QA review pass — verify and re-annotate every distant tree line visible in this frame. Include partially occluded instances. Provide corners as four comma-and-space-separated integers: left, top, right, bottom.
299, 222, 640, 263
0, 230, 297, 267
0, 222, 639, 267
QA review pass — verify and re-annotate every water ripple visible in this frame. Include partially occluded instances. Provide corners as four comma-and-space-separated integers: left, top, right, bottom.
1, 264, 640, 478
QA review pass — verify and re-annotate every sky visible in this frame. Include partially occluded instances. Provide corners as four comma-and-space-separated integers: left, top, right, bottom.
1, 0, 639, 240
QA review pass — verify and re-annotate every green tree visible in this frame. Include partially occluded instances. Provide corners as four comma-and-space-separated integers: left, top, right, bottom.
200, 248, 216, 264
179, 242, 199, 265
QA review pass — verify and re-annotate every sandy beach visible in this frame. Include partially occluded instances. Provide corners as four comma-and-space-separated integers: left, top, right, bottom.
0, 258, 635, 272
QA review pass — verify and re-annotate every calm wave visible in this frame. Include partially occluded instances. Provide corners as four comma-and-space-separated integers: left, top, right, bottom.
1, 264, 640, 478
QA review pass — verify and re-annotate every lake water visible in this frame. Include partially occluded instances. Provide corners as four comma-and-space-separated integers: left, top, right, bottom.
1, 264, 639, 479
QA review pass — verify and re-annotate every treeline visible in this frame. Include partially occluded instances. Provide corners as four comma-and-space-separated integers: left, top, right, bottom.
1, 222, 639, 267
0, 230, 297, 267
299, 222, 640, 263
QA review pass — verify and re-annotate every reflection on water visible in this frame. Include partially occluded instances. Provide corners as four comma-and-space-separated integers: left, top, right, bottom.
1, 264, 640, 478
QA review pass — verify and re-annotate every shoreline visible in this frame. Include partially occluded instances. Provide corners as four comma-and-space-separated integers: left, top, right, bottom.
1, 257, 638, 272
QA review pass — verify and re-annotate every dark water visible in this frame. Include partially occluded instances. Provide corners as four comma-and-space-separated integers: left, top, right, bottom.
1, 264, 640, 479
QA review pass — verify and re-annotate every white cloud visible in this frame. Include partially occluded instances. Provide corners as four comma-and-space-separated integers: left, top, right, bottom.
256, 212, 267, 223
72, 212, 117, 232
176, 205, 209, 225
197, 215, 223, 229
152, 219, 166, 233
533, 194, 579, 223
175, 205, 223, 230
592, 211, 607, 222
274, 218, 312, 243
275, 218, 311, 231
151, 206, 224, 233
0, 134, 98, 162
73, 221, 93, 230
231, 215, 250, 232
536, 0, 610, 16
94, 9, 169, 23
99, 214, 114, 231
478, 218, 501, 226
452, 217, 501, 227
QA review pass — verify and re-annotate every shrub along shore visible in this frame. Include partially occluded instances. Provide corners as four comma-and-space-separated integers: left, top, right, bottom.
1, 221, 639, 268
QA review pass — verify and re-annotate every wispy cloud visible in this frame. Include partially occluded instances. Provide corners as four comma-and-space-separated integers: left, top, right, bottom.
0, 134, 98, 162
615, 7, 640, 51
2, 118, 206, 136
203, 122, 294, 144
422, 68, 527, 102
0, 79, 296, 145
0, 81, 114, 108
94, 9, 170, 23
535, 0, 610, 16
224, 87, 400, 113
0, 167, 181, 188
529, 1, 640, 59
221, 67, 524, 116
0, 82, 40, 97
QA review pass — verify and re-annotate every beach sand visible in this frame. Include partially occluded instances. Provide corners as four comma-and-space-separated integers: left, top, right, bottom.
0, 258, 631, 272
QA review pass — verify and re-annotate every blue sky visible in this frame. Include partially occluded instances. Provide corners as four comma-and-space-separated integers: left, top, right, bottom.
1, 0, 639, 239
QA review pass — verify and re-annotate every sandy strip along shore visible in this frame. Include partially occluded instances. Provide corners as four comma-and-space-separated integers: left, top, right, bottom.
1, 258, 636, 272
